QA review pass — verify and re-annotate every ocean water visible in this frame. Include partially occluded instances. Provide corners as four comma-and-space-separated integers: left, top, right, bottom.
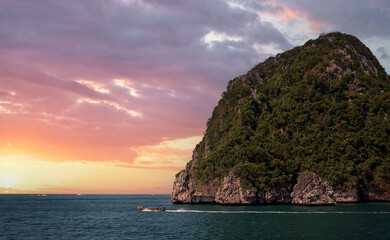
1, 194, 389, 239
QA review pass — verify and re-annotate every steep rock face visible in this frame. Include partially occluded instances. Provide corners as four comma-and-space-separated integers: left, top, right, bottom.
171, 170, 192, 203
333, 184, 360, 202
260, 187, 292, 204
363, 190, 390, 202
171, 167, 293, 204
171, 170, 215, 203
215, 171, 257, 204
291, 172, 336, 205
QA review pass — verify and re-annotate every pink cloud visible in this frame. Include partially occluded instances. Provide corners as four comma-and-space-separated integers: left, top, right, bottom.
260, 1, 330, 33
2, 0, 386, 169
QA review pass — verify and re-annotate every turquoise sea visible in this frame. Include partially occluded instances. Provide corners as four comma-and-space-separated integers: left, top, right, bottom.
1, 194, 389, 239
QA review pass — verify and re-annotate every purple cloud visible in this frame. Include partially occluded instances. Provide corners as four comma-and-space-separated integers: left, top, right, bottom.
0, 0, 388, 165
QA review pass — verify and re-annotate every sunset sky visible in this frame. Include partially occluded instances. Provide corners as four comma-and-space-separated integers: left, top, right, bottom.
1, 0, 389, 194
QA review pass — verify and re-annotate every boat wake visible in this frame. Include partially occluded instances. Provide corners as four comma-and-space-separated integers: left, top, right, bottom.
166, 209, 390, 214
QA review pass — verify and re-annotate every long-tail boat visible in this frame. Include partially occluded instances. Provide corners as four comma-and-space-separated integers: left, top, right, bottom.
137, 203, 166, 212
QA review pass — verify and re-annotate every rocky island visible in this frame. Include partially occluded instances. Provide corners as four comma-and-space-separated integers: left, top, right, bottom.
172, 32, 390, 205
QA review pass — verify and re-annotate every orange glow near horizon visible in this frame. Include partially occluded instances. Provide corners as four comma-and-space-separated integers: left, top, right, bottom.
0, 153, 176, 194
0, 136, 202, 194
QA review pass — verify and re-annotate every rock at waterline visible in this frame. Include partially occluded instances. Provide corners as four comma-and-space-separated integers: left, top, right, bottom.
291, 172, 336, 205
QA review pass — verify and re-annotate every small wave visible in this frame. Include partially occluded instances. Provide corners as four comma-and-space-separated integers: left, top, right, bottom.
166, 209, 390, 214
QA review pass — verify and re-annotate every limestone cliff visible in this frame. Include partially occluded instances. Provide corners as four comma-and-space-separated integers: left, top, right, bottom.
333, 183, 360, 203
172, 168, 291, 204
290, 172, 336, 205
172, 32, 390, 205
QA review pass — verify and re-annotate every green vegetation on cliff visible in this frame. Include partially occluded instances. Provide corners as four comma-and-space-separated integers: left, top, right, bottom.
190, 32, 390, 195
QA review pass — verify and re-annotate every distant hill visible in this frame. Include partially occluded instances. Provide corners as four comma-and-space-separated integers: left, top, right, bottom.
172, 32, 390, 205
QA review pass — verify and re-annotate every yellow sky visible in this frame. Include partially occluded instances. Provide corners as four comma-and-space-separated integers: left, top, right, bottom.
0, 136, 202, 194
